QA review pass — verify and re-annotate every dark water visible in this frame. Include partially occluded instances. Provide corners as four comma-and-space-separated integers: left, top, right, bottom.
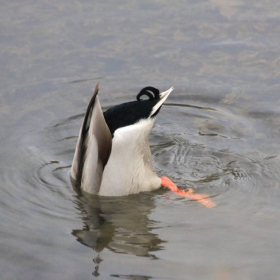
1, 1, 280, 279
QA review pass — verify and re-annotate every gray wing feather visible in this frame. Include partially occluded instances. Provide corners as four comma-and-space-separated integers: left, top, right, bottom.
71, 83, 112, 194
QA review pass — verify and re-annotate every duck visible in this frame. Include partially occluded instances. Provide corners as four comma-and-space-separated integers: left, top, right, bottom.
70, 83, 216, 208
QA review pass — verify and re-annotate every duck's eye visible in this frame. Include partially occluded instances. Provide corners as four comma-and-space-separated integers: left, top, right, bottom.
136, 87, 160, 101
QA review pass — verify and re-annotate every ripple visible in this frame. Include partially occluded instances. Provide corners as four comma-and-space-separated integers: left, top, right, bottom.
5, 99, 279, 254
2, 117, 80, 222
10, 99, 280, 225
152, 103, 280, 214
0, 96, 279, 280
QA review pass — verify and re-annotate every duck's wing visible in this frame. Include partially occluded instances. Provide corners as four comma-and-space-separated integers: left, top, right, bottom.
71, 83, 112, 194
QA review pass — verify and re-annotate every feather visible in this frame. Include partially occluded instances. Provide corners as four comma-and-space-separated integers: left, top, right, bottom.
70, 83, 112, 194
99, 119, 161, 196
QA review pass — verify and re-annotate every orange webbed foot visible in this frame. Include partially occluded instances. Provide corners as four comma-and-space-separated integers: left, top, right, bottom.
161, 177, 216, 209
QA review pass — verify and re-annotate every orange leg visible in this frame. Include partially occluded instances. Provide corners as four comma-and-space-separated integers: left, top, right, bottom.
161, 177, 216, 209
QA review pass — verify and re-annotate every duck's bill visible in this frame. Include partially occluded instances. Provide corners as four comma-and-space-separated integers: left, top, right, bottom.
161, 177, 216, 209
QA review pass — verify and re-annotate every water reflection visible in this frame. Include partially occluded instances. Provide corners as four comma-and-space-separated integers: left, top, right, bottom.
72, 191, 164, 274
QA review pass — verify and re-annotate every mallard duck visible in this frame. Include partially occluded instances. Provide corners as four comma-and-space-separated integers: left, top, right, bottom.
70, 83, 215, 208
71, 83, 172, 195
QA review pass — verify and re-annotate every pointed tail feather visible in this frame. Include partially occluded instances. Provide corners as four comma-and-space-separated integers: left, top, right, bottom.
150, 87, 174, 117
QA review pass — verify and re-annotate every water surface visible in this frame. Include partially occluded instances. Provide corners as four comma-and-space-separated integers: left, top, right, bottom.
1, 1, 280, 279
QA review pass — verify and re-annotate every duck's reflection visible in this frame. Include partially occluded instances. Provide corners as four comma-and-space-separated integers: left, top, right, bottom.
72, 190, 165, 261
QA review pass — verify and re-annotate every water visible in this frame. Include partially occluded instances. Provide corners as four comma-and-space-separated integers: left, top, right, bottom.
1, 1, 280, 279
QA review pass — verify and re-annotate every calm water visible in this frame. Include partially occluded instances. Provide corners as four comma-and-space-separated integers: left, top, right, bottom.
1, 1, 280, 279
